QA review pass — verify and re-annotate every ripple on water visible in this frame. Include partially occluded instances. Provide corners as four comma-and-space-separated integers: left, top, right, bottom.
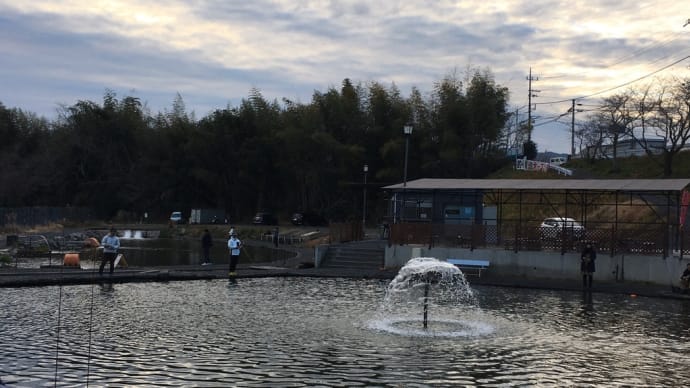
1, 278, 690, 386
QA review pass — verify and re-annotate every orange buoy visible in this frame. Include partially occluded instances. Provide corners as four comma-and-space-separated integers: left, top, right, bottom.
63, 253, 80, 267
630, 294, 638, 298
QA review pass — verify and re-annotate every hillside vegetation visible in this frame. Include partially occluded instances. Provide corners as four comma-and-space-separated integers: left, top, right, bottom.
488, 152, 690, 227
491, 152, 690, 179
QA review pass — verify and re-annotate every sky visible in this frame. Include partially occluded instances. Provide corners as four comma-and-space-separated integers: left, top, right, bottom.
1, 1, 689, 154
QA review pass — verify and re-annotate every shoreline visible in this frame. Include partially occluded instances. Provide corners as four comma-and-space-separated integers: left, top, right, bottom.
2, 258, 688, 303
2, 228, 690, 301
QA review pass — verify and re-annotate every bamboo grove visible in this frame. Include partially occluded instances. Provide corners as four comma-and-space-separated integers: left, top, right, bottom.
0, 70, 513, 223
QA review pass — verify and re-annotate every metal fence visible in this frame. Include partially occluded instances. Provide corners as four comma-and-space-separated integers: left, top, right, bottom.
389, 222, 689, 258
329, 222, 364, 243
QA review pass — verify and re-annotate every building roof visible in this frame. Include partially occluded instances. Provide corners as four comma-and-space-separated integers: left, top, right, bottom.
384, 178, 690, 192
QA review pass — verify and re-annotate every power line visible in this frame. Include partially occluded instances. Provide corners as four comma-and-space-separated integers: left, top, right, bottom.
578, 55, 690, 99
535, 29, 687, 81
604, 31, 686, 68
534, 54, 690, 105
533, 111, 570, 127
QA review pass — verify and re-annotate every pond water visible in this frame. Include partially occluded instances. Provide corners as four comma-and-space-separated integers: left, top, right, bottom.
2, 277, 690, 386
117, 237, 290, 267
11, 237, 290, 269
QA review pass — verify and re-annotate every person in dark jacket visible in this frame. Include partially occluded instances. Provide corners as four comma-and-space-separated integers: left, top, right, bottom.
580, 243, 596, 288
201, 229, 213, 265
680, 263, 690, 289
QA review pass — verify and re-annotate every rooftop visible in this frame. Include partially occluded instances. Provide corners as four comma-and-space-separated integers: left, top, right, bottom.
384, 178, 690, 192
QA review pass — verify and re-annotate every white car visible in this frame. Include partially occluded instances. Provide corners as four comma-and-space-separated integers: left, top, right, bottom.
540, 217, 585, 240
549, 156, 567, 166
170, 211, 183, 224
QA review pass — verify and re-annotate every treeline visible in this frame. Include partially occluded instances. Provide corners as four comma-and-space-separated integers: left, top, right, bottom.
0, 70, 512, 223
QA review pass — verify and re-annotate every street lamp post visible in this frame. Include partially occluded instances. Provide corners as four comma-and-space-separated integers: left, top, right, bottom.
402, 125, 413, 222
362, 164, 368, 235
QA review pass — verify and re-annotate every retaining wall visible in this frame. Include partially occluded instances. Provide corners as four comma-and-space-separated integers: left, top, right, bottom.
385, 245, 687, 287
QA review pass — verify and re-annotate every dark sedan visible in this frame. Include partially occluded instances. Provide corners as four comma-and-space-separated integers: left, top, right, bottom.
253, 212, 278, 225
291, 212, 327, 226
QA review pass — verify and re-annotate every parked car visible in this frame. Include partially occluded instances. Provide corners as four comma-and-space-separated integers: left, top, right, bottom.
549, 156, 567, 166
540, 217, 585, 240
169, 211, 183, 224
253, 212, 277, 225
291, 212, 328, 226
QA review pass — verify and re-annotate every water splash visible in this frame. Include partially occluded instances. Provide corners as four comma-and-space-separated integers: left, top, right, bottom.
370, 257, 494, 337
385, 257, 477, 306
121, 230, 144, 239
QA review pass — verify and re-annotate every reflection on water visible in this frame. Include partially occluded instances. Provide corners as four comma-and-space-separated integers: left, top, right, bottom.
10, 238, 290, 269
2, 278, 690, 386
120, 238, 289, 266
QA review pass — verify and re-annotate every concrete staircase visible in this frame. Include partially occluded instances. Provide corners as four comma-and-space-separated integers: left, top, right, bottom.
319, 240, 386, 270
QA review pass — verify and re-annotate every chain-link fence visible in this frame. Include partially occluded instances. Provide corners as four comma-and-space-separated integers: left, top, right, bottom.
389, 221, 688, 257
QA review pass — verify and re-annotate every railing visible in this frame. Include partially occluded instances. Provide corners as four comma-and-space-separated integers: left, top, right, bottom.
389, 222, 688, 257
548, 164, 573, 176
514, 158, 572, 176
5, 234, 103, 268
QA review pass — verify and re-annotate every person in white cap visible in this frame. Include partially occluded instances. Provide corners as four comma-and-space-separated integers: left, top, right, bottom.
227, 230, 242, 277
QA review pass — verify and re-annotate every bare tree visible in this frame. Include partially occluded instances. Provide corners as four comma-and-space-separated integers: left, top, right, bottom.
576, 116, 605, 161
598, 92, 639, 171
577, 91, 637, 168
580, 78, 690, 176
636, 78, 690, 176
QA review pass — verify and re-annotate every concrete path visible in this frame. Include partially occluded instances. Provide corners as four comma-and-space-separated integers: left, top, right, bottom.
2, 237, 689, 300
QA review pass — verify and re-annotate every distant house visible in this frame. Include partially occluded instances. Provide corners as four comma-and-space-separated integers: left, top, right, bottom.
585, 138, 666, 159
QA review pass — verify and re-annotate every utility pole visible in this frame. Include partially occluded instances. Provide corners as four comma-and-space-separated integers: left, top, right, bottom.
514, 107, 522, 161
571, 99, 576, 157
526, 67, 539, 142
515, 107, 520, 148
570, 99, 583, 158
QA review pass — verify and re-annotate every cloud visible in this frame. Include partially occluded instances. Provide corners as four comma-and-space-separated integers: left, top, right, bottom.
1, 0, 689, 153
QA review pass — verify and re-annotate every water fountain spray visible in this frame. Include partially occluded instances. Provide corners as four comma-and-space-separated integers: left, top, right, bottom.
382, 257, 479, 332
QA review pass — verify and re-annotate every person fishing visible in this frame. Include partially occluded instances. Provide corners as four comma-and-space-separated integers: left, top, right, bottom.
227, 231, 242, 277
680, 263, 690, 290
201, 229, 213, 265
99, 228, 121, 276
580, 243, 596, 289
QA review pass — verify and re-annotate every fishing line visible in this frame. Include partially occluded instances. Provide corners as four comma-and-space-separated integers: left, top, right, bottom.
85, 249, 99, 386
53, 264, 64, 387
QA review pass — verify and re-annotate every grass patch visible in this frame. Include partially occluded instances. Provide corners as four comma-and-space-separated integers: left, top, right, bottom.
492, 152, 690, 179
566, 153, 689, 178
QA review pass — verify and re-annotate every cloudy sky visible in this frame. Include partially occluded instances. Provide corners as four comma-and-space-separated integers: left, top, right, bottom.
1, 1, 689, 153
